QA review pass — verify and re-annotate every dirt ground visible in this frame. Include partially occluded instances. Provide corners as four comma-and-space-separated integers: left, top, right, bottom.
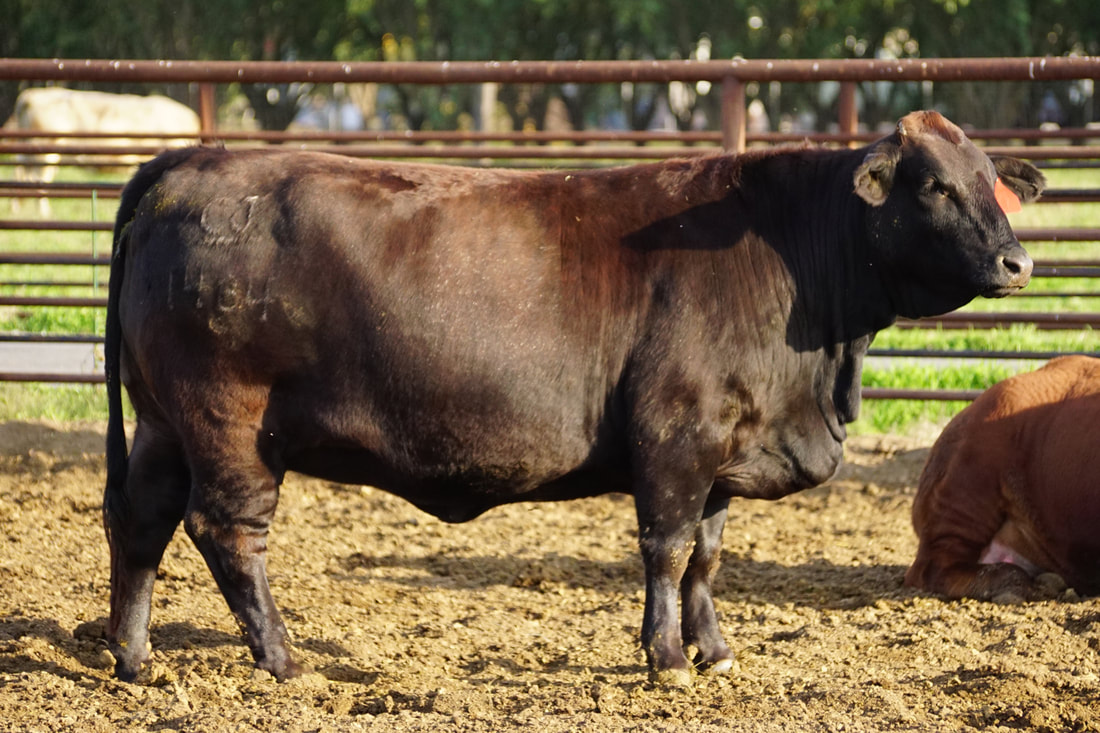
0, 421, 1096, 733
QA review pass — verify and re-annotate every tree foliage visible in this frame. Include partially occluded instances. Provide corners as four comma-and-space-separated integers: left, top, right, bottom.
1, 0, 1098, 129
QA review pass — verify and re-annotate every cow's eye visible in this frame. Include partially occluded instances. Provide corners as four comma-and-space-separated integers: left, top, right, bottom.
922, 178, 951, 201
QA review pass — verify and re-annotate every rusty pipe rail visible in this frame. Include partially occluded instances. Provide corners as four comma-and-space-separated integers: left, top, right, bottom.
898, 311, 1100, 329
861, 387, 983, 401
4, 221, 1099, 244
4, 126, 1099, 144
3, 57, 1100, 84
5, 181, 1100, 203
9, 141, 1100, 163
0, 372, 105, 384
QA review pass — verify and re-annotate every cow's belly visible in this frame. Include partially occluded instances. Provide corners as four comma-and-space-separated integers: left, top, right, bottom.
273, 387, 621, 522
284, 440, 625, 523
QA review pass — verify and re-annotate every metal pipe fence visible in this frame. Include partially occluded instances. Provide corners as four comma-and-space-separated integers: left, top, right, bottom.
1, 56, 1099, 392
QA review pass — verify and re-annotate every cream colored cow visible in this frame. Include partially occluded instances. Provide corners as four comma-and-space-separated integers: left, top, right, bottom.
5, 87, 201, 216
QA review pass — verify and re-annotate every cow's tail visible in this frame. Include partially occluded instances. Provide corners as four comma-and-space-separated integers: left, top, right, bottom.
104, 147, 201, 532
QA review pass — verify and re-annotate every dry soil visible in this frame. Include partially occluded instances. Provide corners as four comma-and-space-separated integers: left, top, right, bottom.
0, 421, 1096, 732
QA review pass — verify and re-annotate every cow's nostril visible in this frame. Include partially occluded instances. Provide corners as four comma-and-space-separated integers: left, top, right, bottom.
1001, 252, 1034, 283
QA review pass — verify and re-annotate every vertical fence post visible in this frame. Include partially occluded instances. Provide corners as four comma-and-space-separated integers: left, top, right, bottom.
721, 77, 746, 153
838, 81, 858, 146
198, 83, 217, 142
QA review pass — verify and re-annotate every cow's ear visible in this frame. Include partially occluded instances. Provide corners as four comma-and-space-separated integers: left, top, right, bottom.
991, 155, 1046, 203
853, 142, 901, 206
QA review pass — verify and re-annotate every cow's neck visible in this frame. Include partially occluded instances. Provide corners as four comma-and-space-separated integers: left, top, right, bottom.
733, 147, 895, 425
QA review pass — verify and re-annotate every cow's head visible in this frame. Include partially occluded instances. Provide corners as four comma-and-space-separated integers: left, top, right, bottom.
853, 110, 1043, 319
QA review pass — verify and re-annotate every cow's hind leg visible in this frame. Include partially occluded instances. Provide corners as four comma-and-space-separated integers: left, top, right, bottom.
105, 422, 190, 681
681, 494, 736, 674
182, 425, 304, 681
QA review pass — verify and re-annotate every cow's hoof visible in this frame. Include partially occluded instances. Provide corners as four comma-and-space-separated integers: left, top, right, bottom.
112, 653, 148, 683
261, 659, 310, 683
991, 590, 1026, 604
699, 657, 738, 676
114, 662, 141, 683
649, 667, 693, 688
108, 636, 152, 683
1035, 572, 1067, 596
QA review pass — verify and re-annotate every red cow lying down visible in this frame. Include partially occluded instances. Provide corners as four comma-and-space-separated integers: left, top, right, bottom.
906, 355, 1100, 601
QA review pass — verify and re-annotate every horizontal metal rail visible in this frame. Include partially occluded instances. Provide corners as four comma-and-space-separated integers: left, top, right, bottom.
0, 371, 1038, 396
1032, 267, 1100, 277
4, 127, 1099, 143
0, 295, 105, 307
898, 311, 1100, 329
0, 280, 98, 288
3, 142, 720, 162
3, 223, 1099, 243
0, 333, 103, 343
4, 57, 1100, 85
0, 249, 1097, 272
0, 371, 104, 384
0, 378, 985, 396
6, 181, 1100, 202
0, 253, 110, 265
43, 280, 1100, 299
9, 284, 1093, 298
1035, 189, 1100, 203
9, 339, 1091, 359
866, 348, 1100, 360
9, 141, 1100, 164
0, 221, 113, 232
1016, 229, 1100, 242
1009, 291, 1100, 297
861, 387, 983, 401
3, 300, 1093, 323
0, 142, 197, 157
0, 181, 125, 199
981, 146, 1100, 160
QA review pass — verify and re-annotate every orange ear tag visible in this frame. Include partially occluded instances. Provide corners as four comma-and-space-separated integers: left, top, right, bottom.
994, 177, 1022, 214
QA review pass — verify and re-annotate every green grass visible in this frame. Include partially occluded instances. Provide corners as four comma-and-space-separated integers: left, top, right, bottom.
0, 165, 1097, 432
0, 382, 113, 422
851, 362, 1021, 435
0, 164, 115, 339
870, 322, 1097, 352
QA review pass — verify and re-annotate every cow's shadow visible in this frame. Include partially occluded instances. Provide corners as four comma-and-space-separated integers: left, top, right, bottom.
0, 614, 362, 682
0, 617, 126, 688
0, 421, 106, 459
330, 550, 914, 610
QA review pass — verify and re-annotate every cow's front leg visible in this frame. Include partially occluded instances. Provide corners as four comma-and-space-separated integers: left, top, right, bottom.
681, 493, 735, 673
634, 481, 712, 686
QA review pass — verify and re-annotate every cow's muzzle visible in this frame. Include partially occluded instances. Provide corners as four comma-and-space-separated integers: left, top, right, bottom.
984, 247, 1033, 297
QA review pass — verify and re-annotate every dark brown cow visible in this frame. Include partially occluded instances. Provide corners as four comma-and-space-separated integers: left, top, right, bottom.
104, 110, 1043, 685
906, 356, 1100, 601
